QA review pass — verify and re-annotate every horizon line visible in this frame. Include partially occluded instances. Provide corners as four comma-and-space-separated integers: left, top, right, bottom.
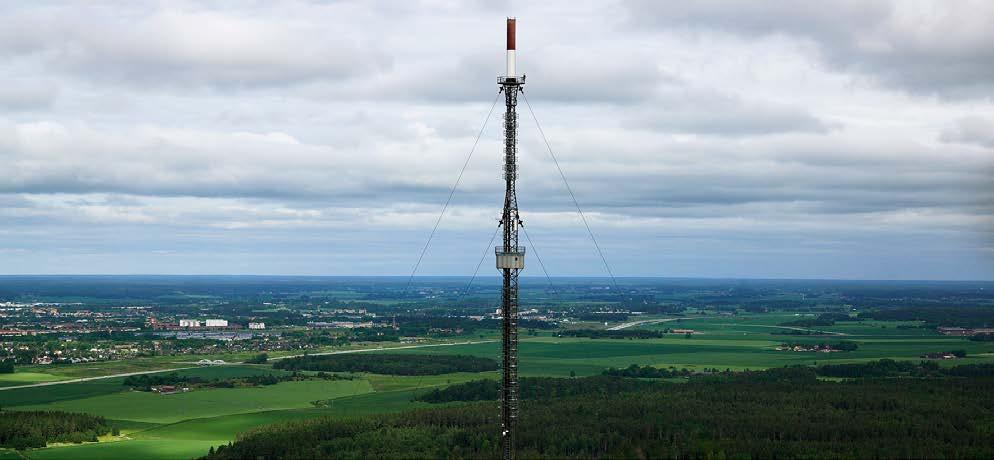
0, 274, 992, 283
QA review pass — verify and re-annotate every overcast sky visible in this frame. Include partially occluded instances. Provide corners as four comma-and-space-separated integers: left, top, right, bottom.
1, 0, 992, 280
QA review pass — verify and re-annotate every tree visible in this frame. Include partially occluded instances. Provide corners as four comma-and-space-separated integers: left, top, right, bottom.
206, 375, 994, 459
243, 353, 268, 364
0, 359, 14, 374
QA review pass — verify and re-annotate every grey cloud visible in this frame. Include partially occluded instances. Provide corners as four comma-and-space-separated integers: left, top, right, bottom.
299, 47, 666, 106
512, 130, 993, 220
0, 83, 57, 111
7, 112, 979, 222
628, 89, 834, 136
521, 48, 667, 105
0, 118, 505, 206
624, 0, 994, 97
941, 117, 994, 148
624, 1, 886, 41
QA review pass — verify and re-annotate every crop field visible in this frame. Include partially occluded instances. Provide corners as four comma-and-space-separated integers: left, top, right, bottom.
0, 366, 293, 406
18, 379, 374, 424
383, 313, 994, 373
5, 312, 994, 459
17, 359, 192, 381
0, 371, 66, 387
1, 378, 130, 407
23, 440, 221, 460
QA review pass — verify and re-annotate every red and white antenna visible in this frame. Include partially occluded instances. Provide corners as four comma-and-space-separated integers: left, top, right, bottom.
506, 17, 516, 77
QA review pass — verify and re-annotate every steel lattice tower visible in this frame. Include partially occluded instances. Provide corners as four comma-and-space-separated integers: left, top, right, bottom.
496, 17, 525, 460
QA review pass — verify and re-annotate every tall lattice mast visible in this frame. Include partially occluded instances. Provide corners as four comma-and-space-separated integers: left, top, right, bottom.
496, 17, 525, 460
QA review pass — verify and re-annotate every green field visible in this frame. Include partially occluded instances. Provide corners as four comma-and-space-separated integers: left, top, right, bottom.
5, 313, 994, 459
0, 450, 24, 460
2, 364, 484, 459
0, 371, 66, 387
16, 360, 193, 381
24, 440, 220, 460
383, 313, 994, 373
17, 379, 373, 424
0, 366, 295, 407
132, 390, 447, 443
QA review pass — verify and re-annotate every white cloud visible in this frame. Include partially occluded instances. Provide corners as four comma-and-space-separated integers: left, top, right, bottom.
0, 4, 389, 87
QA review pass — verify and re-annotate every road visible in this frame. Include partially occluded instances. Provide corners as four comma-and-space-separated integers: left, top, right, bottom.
0, 339, 495, 391
0, 366, 199, 391
608, 317, 847, 336
607, 317, 689, 331
269, 339, 495, 361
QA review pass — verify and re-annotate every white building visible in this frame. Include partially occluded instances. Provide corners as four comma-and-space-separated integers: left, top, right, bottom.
179, 319, 201, 328
205, 319, 228, 328
248, 322, 265, 330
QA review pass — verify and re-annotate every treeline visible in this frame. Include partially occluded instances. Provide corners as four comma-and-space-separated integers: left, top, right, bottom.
815, 359, 994, 379
203, 375, 994, 459
603, 364, 820, 383
859, 306, 994, 327
603, 364, 692, 378
416, 376, 658, 403
0, 410, 110, 450
123, 373, 200, 389
205, 374, 289, 389
122, 371, 312, 391
273, 353, 497, 376
243, 353, 268, 364
558, 329, 663, 339
602, 360, 994, 381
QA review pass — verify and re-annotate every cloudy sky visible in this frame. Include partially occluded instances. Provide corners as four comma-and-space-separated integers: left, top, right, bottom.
1, 1, 992, 280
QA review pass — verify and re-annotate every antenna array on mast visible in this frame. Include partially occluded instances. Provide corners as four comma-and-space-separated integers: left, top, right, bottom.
496, 16, 524, 460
